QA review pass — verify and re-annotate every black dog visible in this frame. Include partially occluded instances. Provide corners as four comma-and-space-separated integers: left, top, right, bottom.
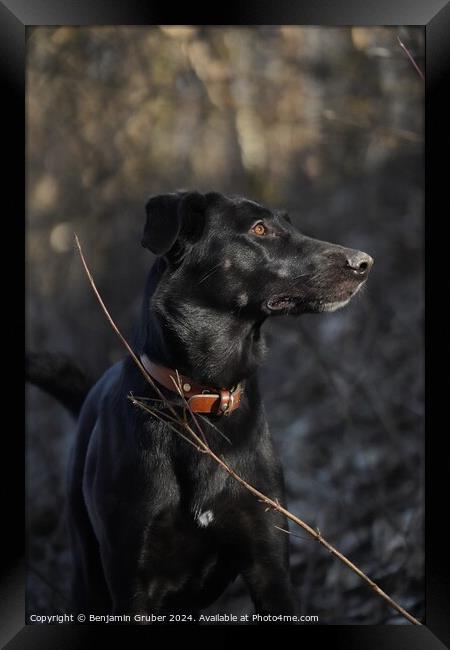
29, 191, 373, 620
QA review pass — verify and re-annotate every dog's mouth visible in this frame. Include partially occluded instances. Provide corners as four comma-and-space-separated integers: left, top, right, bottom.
265, 295, 351, 313
266, 282, 365, 314
266, 295, 300, 312
309, 297, 352, 312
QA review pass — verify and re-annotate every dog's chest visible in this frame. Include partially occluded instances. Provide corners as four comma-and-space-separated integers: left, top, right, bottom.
172, 445, 231, 529
188, 467, 227, 530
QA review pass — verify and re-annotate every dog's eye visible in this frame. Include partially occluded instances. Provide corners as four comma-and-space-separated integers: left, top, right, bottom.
251, 222, 268, 236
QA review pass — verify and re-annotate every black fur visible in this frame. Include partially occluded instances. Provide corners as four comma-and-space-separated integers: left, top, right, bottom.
31, 191, 373, 620
26, 352, 92, 417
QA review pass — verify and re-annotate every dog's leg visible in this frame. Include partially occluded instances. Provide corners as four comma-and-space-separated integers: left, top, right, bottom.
67, 493, 111, 615
66, 414, 111, 615
239, 508, 297, 617
242, 563, 296, 616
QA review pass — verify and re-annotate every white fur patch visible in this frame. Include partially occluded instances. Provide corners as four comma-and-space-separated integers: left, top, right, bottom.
197, 510, 214, 528
321, 298, 351, 312
237, 292, 248, 306
320, 282, 365, 312
223, 259, 232, 270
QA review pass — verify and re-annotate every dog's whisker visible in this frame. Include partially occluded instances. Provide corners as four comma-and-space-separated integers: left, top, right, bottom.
198, 262, 223, 284
290, 272, 309, 281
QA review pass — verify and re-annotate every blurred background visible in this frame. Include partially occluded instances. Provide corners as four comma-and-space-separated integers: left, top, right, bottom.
26, 26, 424, 624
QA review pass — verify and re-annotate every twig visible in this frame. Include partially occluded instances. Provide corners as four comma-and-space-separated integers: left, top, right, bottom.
397, 36, 424, 81
273, 525, 312, 542
75, 236, 421, 626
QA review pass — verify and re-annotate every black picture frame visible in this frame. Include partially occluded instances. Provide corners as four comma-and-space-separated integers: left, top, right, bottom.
4, 1, 449, 647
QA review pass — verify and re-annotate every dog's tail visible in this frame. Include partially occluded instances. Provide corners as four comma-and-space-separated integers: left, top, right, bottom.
25, 352, 94, 418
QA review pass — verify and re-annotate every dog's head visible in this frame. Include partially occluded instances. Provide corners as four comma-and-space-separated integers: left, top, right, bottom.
142, 191, 373, 316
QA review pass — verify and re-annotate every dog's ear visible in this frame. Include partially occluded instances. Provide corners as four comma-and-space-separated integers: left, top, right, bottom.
142, 191, 206, 256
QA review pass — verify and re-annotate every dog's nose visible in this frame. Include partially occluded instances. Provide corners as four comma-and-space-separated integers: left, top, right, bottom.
345, 251, 374, 277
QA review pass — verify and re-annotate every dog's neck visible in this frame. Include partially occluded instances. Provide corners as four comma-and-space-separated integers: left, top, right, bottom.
137, 258, 267, 388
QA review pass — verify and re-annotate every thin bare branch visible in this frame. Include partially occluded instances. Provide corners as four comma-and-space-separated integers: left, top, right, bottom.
397, 35, 425, 81
273, 524, 312, 542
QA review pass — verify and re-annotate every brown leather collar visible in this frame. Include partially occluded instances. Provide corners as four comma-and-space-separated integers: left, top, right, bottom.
139, 353, 242, 416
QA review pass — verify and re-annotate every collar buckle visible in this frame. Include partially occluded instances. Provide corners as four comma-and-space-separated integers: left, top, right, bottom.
139, 354, 242, 415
